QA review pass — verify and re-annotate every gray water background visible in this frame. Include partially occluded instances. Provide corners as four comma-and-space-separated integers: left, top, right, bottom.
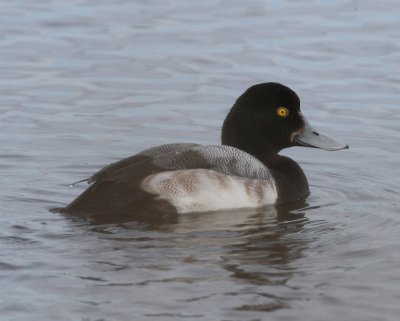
1, 1, 399, 320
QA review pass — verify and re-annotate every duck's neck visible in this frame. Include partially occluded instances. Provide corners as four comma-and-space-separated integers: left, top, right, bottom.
222, 131, 309, 204
221, 121, 279, 167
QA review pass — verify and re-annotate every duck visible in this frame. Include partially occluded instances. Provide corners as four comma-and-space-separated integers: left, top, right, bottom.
63, 82, 348, 217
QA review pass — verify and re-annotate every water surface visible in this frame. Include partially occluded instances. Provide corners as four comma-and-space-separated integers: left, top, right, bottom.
1, 1, 399, 320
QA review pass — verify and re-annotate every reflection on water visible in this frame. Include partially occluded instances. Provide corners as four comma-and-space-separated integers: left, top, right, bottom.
59, 203, 313, 317
1, 0, 400, 320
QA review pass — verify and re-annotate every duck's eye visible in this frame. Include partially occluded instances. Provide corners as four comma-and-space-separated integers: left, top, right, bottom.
276, 107, 289, 118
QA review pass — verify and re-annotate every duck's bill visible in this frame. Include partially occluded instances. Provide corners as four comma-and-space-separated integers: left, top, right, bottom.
295, 117, 349, 151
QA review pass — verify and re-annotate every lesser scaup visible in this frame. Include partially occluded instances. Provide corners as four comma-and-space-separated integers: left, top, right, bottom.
63, 83, 348, 216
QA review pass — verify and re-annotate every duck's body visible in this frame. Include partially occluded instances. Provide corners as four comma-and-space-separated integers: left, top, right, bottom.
66, 143, 308, 215
64, 83, 347, 217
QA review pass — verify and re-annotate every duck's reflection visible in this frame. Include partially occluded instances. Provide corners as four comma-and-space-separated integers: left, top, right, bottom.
58, 200, 307, 229
59, 201, 311, 313
214, 203, 309, 311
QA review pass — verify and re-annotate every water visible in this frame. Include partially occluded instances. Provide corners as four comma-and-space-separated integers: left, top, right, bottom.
1, 0, 399, 320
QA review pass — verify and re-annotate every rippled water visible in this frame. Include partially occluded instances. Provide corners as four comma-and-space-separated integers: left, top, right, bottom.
1, 1, 399, 320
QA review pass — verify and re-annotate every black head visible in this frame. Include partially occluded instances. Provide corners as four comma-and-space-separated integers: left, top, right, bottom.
222, 83, 305, 158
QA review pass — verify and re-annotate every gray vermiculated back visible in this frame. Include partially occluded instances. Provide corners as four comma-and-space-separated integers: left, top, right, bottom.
152, 145, 274, 181
138, 143, 200, 157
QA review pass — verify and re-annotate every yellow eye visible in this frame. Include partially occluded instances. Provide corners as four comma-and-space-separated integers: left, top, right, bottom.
276, 107, 289, 118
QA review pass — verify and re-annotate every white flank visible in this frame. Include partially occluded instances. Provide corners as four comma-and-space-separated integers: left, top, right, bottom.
140, 169, 277, 214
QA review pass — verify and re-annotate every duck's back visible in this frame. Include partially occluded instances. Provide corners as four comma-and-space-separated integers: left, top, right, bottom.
64, 143, 277, 216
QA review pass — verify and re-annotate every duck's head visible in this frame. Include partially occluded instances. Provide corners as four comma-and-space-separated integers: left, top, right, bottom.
222, 82, 348, 159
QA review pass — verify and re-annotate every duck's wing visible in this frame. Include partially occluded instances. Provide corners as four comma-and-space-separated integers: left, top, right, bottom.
64, 143, 199, 215
87, 143, 199, 184
88, 144, 273, 185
